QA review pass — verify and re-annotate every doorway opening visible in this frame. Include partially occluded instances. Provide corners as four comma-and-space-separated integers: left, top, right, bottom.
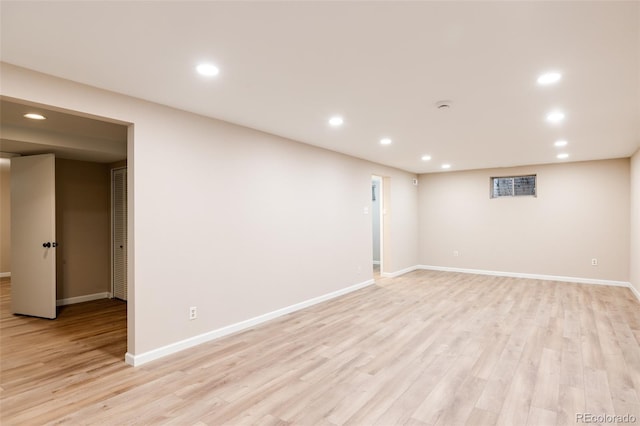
1, 97, 130, 363
372, 175, 383, 278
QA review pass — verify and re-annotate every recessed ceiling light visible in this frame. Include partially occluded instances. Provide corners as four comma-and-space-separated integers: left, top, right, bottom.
557, 153, 569, 159
196, 63, 219, 76
421, 155, 432, 161
537, 72, 562, 85
328, 116, 344, 127
546, 110, 565, 123
24, 113, 46, 120
554, 140, 568, 147
380, 138, 392, 145
441, 164, 451, 169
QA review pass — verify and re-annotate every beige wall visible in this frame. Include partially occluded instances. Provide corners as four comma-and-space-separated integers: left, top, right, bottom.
129, 111, 418, 354
630, 149, 640, 297
380, 174, 418, 275
55, 159, 111, 299
0, 159, 11, 273
0, 63, 419, 356
418, 159, 630, 282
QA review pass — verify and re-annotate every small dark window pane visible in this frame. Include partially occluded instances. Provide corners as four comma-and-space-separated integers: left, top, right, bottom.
513, 176, 536, 196
491, 175, 536, 198
492, 177, 513, 197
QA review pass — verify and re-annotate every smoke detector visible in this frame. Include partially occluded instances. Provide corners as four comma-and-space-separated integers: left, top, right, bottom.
435, 100, 452, 110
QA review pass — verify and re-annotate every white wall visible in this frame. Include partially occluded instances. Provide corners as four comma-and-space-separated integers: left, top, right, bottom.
1, 63, 418, 358
418, 159, 630, 282
630, 149, 640, 298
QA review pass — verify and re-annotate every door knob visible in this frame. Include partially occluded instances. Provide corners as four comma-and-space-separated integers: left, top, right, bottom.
43, 242, 51, 248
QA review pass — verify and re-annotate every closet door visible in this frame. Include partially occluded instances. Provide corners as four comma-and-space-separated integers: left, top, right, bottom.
112, 168, 127, 301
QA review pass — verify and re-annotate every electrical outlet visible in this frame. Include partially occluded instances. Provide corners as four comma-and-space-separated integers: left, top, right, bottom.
189, 306, 197, 320
591, 258, 598, 266
453, 250, 459, 257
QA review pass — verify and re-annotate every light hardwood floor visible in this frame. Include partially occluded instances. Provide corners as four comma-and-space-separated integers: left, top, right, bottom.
1, 272, 639, 425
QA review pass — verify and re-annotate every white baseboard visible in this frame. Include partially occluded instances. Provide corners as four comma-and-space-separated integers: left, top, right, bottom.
392, 264, 638, 302
56, 292, 112, 306
125, 278, 375, 367
0, 272, 10, 278
417, 265, 630, 288
380, 265, 419, 278
125, 353, 136, 366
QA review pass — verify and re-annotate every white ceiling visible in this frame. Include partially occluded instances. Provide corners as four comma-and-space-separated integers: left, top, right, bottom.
1, 1, 638, 173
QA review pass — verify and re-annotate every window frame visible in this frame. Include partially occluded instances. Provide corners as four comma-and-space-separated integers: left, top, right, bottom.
490, 174, 537, 199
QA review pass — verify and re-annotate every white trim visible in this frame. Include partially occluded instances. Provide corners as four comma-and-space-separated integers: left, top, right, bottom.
418, 265, 630, 287
381, 265, 419, 278
629, 283, 640, 303
125, 278, 375, 366
56, 292, 112, 306
0, 272, 10, 278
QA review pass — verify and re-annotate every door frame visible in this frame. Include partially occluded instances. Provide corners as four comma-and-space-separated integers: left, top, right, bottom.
2, 94, 133, 360
372, 175, 384, 272
372, 175, 390, 275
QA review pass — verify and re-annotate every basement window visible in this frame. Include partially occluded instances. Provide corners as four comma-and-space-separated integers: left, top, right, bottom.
491, 175, 536, 198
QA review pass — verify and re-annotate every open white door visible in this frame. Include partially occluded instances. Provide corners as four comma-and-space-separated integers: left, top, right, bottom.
10, 154, 57, 319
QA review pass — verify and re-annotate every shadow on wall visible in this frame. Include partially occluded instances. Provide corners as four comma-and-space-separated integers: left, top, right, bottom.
1, 158, 11, 275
